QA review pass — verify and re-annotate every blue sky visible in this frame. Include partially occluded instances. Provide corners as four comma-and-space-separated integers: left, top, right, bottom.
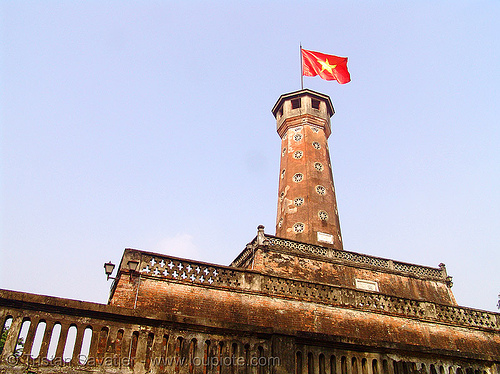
1, 1, 499, 312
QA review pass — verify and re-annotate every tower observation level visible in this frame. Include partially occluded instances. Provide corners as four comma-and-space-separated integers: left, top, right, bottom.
272, 89, 343, 249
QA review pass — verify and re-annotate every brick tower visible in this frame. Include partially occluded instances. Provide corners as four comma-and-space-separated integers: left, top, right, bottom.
272, 89, 343, 249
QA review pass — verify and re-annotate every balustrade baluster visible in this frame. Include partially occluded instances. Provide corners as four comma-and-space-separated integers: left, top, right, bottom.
88, 324, 103, 360
0, 313, 22, 360
54, 323, 70, 361
134, 331, 149, 372
39, 320, 59, 360
71, 324, 85, 364
20, 317, 37, 361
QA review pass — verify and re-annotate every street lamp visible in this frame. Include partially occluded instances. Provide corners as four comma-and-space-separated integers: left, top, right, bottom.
104, 261, 116, 281
127, 260, 139, 272
104, 260, 140, 281
127, 260, 139, 280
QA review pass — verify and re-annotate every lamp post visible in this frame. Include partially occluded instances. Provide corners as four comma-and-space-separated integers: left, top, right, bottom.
104, 260, 139, 280
104, 261, 116, 281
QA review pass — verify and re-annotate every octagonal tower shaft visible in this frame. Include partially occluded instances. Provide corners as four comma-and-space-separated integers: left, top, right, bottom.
272, 89, 343, 249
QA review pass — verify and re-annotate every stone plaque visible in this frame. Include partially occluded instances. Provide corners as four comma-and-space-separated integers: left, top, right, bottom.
355, 279, 379, 292
317, 232, 334, 244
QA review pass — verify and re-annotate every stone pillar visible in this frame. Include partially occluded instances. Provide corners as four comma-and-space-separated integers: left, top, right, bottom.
270, 335, 295, 374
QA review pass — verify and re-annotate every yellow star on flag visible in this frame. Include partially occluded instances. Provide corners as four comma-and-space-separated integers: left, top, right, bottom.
318, 58, 337, 74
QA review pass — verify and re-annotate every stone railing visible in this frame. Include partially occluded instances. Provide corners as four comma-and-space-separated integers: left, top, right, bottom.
134, 251, 499, 332
266, 236, 447, 280
261, 274, 499, 330
0, 290, 271, 374
2, 289, 495, 374
0, 291, 157, 373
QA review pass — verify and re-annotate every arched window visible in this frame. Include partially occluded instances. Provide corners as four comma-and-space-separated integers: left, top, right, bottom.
403, 362, 412, 374
189, 339, 197, 374
230, 342, 237, 374
79, 326, 92, 364
96, 327, 109, 364
411, 363, 417, 374
296, 351, 303, 374
244, 344, 250, 374
382, 360, 389, 374
144, 332, 154, 370
129, 331, 139, 368
30, 320, 47, 358
159, 335, 169, 372
362, 358, 368, 374
175, 337, 184, 372
204, 340, 211, 374
341, 356, 347, 374
46, 322, 62, 360
14, 318, 31, 357
330, 355, 337, 374
308, 352, 314, 374
393, 361, 400, 374
352, 357, 359, 374
62, 324, 78, 363
319, 354, 326, 374
0, 316, 13, 355
258, 345, 264, 374
115, 329, 124, 358
219, 341, 225, 374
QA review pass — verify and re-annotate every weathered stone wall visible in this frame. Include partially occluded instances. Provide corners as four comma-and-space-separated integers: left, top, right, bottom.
0, 289, 274, 374
109, 249, 500, 361
231, 235, 456, 305
1, 289, 498, 374
112, 276, 500, 360
248, 248, 454, 305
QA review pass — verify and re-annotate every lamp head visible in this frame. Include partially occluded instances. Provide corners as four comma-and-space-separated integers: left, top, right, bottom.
104, 261, 115, 280
127, 260, 139, 272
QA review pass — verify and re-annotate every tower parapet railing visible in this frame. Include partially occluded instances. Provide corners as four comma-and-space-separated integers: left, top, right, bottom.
267, 235, 448, 279
232, 234, 451, 282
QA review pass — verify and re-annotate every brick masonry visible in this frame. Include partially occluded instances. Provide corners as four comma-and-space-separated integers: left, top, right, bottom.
273, 90, 343, 249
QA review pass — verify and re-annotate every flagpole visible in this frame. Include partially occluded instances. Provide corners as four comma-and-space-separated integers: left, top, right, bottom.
300, 43, 304, 90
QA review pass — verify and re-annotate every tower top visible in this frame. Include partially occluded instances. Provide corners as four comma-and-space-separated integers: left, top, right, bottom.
272, 89, 334, 117
272, 89, 335, 139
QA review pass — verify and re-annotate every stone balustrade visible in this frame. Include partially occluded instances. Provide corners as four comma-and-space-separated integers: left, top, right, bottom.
267, 236, 447, 280
132, 252, 499, 332
0, 290, 272, 374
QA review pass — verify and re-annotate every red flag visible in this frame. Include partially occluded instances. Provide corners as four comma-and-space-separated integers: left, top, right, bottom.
302, 49, 351, 84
